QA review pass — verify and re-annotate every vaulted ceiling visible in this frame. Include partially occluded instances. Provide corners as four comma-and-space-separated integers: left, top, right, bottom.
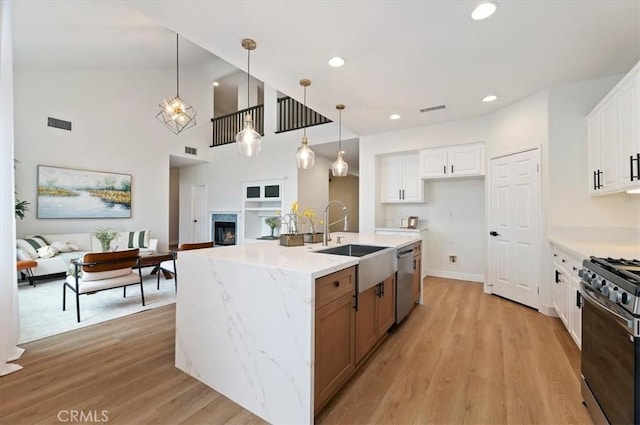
12, 1, 640, 139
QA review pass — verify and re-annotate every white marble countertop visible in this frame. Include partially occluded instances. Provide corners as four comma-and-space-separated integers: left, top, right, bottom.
183, 232, 422, 279
549, 237, 640, 260
374, 227, 428, 233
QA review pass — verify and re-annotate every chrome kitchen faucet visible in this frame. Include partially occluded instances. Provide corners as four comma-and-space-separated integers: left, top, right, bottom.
323, 200, 348, 246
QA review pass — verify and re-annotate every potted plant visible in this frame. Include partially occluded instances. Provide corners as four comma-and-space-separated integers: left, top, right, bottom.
302, 207, 323, 243
277, 202, 304, 247
92, 228, 119, 252
265, 216, 280, 239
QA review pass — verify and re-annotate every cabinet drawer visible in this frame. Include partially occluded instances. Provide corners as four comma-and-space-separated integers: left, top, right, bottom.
316, 266, 356, 310
551, 246, 583, 279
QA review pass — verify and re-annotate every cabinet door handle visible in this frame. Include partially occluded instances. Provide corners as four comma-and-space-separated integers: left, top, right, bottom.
593, 170, 597, 190
576, 290, 582, 308
413, 259, 416, 270
334, 281, 340, 287
353, 292, 359, 312
555, 270, 561, 283
451, 165, 454, 174
597, 170, 603, 189
443, 165, 447, 174
631, 153, 640, 182
572, 266, 577, 271
402, 189, 405, 200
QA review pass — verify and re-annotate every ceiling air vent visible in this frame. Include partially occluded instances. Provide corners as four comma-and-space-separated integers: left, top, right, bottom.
419, 104, 446, 113
47, 117, 72, 131
185, 146, 197, 156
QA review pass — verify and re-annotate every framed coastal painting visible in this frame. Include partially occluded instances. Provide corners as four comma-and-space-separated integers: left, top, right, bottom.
37, 165, 132, 219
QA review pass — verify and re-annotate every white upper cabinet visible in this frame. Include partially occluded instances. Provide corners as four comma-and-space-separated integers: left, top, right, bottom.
617, 72, 640, 190
587, 61, 640, 195
380, 153, 423, 203
419, 143, 484, 179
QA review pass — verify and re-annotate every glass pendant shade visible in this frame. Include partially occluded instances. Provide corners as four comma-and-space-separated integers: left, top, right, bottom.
331, 104, 348, 176
236, 113, 262, 156
331, 151, 349, 177
236, 39, 261, 157
156, 33, 197, 135
295, 136, 315, 169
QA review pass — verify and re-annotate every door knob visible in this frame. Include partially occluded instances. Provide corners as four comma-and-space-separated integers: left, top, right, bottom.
489, 231, 499, 237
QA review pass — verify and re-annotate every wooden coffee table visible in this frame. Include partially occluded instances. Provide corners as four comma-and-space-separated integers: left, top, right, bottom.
138, 252, 176, 288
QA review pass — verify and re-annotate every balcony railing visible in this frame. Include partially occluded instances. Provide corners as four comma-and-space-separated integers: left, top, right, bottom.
276, 96, 332, 133
210, 105, 264, 147
210, 97, 331, 148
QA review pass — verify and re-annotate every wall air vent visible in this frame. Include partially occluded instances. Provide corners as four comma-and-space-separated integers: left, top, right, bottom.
419, 104, 446, 113
185, 146, 197, 156
47, 117, 72, 131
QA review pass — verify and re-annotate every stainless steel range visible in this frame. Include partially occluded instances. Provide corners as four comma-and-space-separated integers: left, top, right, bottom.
579, 257, 640, 425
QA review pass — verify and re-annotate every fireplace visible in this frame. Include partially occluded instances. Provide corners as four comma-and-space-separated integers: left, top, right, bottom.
214, 221, 236, 246
211, 213, 238, 246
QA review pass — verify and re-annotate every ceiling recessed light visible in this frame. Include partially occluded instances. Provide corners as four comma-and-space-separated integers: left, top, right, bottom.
389, 114, 401, 120
482, 95, 498, 103
471, 2, 497, 20
328, 57, 345, 67
213, 81, 219, 87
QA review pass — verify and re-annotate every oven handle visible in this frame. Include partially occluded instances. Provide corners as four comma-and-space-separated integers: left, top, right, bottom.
580, 282, 637, 336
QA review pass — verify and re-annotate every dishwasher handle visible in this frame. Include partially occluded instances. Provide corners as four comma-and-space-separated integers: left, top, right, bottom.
398, 248, 414, 258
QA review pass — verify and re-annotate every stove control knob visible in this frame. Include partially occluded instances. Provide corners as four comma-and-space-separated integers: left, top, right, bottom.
609, 289, 620, 303
620, 292, 629, 305
601, 284, 610, 296
593, 278, 604, 290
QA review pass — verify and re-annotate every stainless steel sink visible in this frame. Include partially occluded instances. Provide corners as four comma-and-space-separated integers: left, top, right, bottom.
315, 244, 397, 293
315, 244, 388, 257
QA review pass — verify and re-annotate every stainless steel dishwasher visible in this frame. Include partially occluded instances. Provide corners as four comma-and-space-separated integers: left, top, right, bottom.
396, 243, 418, 324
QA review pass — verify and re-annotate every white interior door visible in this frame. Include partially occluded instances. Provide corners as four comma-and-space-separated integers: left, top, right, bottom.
489, 148, 540, 309
191, 185, 208, 242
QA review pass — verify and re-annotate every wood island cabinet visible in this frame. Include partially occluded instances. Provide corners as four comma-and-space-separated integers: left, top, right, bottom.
355, 275, 396, 364
314, 267, 356, 412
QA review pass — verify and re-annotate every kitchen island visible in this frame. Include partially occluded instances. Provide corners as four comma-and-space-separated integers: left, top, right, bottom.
175, 232, 422, 425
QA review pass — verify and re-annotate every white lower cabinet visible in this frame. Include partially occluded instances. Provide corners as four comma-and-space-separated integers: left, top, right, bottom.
551, 244, 584, 349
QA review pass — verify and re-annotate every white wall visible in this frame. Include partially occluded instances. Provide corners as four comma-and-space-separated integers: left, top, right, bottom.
359, 117, 490, 280
13, 65, 214, 250
178, 120, 350, 244
548, 75, 640, 229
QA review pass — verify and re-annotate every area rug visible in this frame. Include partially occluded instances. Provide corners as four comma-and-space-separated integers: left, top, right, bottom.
18, 269, 176, 343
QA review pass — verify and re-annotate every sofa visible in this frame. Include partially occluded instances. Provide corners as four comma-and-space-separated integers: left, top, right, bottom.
16, 231, 158, 278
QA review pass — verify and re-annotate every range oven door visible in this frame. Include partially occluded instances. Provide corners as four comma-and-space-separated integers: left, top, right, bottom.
581, 284, 638, 425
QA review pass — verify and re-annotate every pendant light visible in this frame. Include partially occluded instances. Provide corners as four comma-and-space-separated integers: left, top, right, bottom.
331, 104, 348, 177
236, 38, 262, 157
156, 33, 197, 135
295, 79, 315, 169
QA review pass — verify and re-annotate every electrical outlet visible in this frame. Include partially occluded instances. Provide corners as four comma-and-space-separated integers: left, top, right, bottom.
449, 255, 458, 264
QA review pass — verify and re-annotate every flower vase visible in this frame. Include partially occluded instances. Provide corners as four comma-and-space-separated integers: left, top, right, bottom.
100, 241, 111, 252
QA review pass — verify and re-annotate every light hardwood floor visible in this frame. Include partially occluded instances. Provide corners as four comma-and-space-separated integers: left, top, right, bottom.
0, 277, 592, 425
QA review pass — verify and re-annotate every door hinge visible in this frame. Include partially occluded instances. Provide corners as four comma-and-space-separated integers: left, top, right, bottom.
536, 164, 539, 172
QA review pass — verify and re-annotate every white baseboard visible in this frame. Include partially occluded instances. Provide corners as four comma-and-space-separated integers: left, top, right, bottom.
426, 269, 485, 283
539, 304, 558, 317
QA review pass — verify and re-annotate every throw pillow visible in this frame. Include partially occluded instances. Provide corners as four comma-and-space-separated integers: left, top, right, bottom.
37, 246, 57, 259
127, 230, 149, 249
16, 248, 32, 261
16, 239, 39, 259
51, 241, 72, 253
67, 243, 80, 251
